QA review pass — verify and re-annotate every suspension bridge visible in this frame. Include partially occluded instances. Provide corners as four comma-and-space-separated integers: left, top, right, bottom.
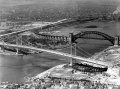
0, 41, 110, 67
0, 18, 119, 68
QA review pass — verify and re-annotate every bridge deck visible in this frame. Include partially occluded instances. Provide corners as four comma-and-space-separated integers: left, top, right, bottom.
0, 42, 110, 67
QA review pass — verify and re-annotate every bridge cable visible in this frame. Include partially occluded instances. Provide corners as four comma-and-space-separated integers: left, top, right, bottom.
76, 46, 91, 56
56, 44, 89, 57
72, 46, 89, 58
76, 46, 92, 56
73, 47, 89, 58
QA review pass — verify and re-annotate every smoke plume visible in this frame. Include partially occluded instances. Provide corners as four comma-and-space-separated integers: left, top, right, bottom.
113, 5, 120, 14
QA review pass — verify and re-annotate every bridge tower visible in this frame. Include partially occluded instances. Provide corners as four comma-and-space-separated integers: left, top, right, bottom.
0, 38, 5, 52
16, 35, 23, 54
16, 35, 19, 54
114, 35, 120, 46
69, 33, 76, 66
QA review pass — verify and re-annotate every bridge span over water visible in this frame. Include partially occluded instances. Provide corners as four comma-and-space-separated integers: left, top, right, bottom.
0, 17, 115, 45
0, 30, 116, 51
0, 41, 109, 67
35, 31, 115, 45
0, 31, 117, 68
0, 30, 118, 67
0, 18, 119, 68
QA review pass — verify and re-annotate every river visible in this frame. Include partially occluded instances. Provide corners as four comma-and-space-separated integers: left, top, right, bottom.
0, 21, 120, 83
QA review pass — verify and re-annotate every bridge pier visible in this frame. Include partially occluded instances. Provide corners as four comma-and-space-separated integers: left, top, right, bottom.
57, 36, 60, 41
65, 37, 68, 42
0, 38, 5, 52
53, 36, 55, 48
0, 46, 5, 52
114, 35, 120, 46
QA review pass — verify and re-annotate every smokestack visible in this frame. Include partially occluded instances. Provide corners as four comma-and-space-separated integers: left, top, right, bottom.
113, 6, 120, 14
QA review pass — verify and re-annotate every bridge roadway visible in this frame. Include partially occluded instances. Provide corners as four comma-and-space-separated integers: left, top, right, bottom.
0, 42, 110, 67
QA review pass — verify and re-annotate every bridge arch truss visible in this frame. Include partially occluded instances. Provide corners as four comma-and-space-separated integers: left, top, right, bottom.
73, 31, 114, 44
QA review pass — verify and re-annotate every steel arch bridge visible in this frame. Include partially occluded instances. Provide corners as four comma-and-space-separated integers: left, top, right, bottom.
72, 31, 114, 44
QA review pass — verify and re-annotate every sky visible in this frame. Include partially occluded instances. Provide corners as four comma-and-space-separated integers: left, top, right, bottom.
0, 0, 119, 6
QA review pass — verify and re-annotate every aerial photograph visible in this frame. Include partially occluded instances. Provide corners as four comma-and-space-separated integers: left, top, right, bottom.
1, 0, 120, 89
